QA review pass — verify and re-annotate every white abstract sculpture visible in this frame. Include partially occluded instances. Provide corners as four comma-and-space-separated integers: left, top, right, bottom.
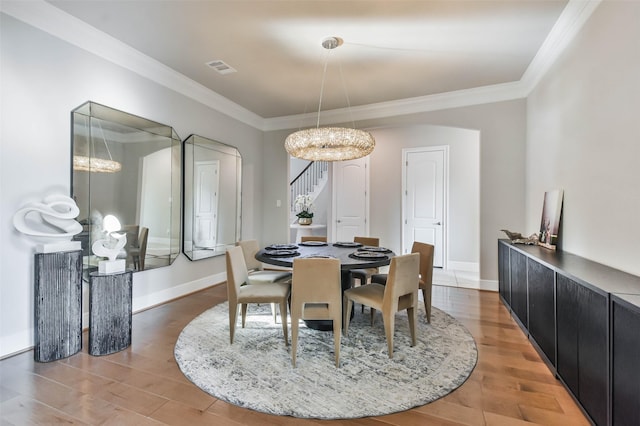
92, 214, 127, 274
13, 194, 83, 253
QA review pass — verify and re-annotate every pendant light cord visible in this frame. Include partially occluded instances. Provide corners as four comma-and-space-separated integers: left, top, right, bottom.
316, 50, 331, 129
96, 120, 115, 161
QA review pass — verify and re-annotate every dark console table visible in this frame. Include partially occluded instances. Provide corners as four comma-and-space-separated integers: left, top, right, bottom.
88, 270, 133, 356
498, 240, 640, 426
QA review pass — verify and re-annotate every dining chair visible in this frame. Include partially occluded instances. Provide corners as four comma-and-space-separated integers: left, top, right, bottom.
290, 257, 342, 367
237, 239, 292, 322
371, 241, 434, 323
300, 235, 328, 242
226, 246, 290, 345
351, 236, 380, 285
350, 236, 381, 311
343, 252, 420, 358
237, 239, 292, 281
131, 227, 148, 271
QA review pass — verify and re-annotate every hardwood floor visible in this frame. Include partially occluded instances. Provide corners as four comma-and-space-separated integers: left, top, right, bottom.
0, 284, 589, 425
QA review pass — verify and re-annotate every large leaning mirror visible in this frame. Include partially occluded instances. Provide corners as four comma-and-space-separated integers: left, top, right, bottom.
71, 101, 181, 275
183, 134, 241, 260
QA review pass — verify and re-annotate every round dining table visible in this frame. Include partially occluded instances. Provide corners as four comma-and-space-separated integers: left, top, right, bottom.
256, 241, 395, 330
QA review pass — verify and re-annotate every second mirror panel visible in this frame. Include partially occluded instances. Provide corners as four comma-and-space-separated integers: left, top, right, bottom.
183, 134, 241, 260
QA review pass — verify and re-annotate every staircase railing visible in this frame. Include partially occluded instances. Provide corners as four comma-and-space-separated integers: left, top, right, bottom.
290, 161, 328, 211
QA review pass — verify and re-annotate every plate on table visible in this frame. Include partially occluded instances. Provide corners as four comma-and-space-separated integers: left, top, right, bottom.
264, 250, 300, 257
301, 254, 335, 258
349, 251, 388, 260
333, 242, 363, 248
299, 241, 328, 247
359, 246, 392, 253
265, 244, 298, 250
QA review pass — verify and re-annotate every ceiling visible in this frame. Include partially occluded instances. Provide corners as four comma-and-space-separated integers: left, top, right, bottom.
41, 0, 572, 122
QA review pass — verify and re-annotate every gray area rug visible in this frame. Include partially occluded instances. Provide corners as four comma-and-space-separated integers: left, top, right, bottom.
174, 302, 477, 419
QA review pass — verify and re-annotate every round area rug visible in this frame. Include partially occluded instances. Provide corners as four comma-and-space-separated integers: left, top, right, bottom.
174, 302, 477, 419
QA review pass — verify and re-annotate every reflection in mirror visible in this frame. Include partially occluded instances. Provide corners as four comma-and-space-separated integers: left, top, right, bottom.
183, 134, 241, 260
71, 101, 181, 276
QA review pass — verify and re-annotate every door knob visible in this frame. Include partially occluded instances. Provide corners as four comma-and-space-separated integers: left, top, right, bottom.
434, 221, 441, 226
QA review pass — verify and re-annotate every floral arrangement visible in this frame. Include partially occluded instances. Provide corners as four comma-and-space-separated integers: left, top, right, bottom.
294, 194, 314, 219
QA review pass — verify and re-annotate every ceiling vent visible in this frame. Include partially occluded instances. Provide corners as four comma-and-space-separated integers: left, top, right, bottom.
206, 60, 236, 75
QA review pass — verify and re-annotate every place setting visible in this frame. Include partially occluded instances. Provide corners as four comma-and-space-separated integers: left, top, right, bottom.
348, 250, 388, 260
333, 241, 363, 248
262, 244, 300, 257
298, 240, 328, 247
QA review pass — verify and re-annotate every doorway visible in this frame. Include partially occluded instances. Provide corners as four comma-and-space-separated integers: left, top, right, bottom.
402, 146, 448, 268
332, 157, 369, 242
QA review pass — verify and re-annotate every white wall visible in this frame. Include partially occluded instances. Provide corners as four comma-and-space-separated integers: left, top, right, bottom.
263, 99, 528, 283
368, 125, 480, 270
526, 0, 640, 276
0, 14, 264, 357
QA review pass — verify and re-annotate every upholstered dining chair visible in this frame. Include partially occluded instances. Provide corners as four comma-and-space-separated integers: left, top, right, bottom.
226, 246, 290, 345
290, 257, 342, 367
371, 241, 434, 323
237, 239, 292, 281
343, 252, 420, 358
350, 236, 381, 311
131, 227, 148, 271
300, 235, 328, 242
237, 239, 292, 322
350, 236, 380, 285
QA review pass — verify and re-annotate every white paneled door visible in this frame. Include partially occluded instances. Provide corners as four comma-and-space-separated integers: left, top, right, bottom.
333, 157, 369, 242
194, 160, 219, 248
403, 147, 448, 267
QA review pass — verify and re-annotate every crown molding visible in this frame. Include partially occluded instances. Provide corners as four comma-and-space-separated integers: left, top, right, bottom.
262, 81, 529, 131
264, 0, 602, 131
2, 0, 601, 132
520, 0, 602, 94
0, 0, 265, 130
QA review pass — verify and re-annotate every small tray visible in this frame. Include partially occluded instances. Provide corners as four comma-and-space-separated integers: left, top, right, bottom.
264, 250, 300, 257
299, 241, 328, 247
359, 246, 392, 253
349, 251, 388, 260
333, 242, 363, 248
265, 244, 298, 250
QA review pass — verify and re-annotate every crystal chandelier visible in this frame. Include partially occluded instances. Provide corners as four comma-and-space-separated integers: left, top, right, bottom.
73, 119, 122, 173
285, 37, 375, 162
73, 156, 121, 173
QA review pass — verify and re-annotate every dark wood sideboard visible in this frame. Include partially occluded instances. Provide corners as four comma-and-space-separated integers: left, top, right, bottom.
498, 240, 640, 426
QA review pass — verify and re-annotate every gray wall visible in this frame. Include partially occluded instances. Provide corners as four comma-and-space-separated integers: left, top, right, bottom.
3, 0, 639, 358
526, 0, 640, 276
0, 14, 263, 357
367, 125, 480, 270
263, 99, 528, 283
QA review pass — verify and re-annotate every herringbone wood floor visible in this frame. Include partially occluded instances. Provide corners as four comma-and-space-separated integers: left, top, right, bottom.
0, 284, 589, 425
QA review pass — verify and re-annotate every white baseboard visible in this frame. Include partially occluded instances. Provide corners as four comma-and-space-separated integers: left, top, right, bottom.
1, 273, 226, 360
436, 279, 498, 292
446, 261, 479, 273
131, 272, 226, 313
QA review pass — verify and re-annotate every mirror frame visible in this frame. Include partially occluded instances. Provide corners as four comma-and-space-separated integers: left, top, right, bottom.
182, 134, 242, 261
71, 101, 182, 276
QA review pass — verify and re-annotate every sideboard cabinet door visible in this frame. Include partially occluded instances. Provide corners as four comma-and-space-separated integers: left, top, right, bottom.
498, 241, 511, 307
527, 259, 555, 366
510, 249, 528, 329
557, 274, 608, 426
611, 296, 640, 426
